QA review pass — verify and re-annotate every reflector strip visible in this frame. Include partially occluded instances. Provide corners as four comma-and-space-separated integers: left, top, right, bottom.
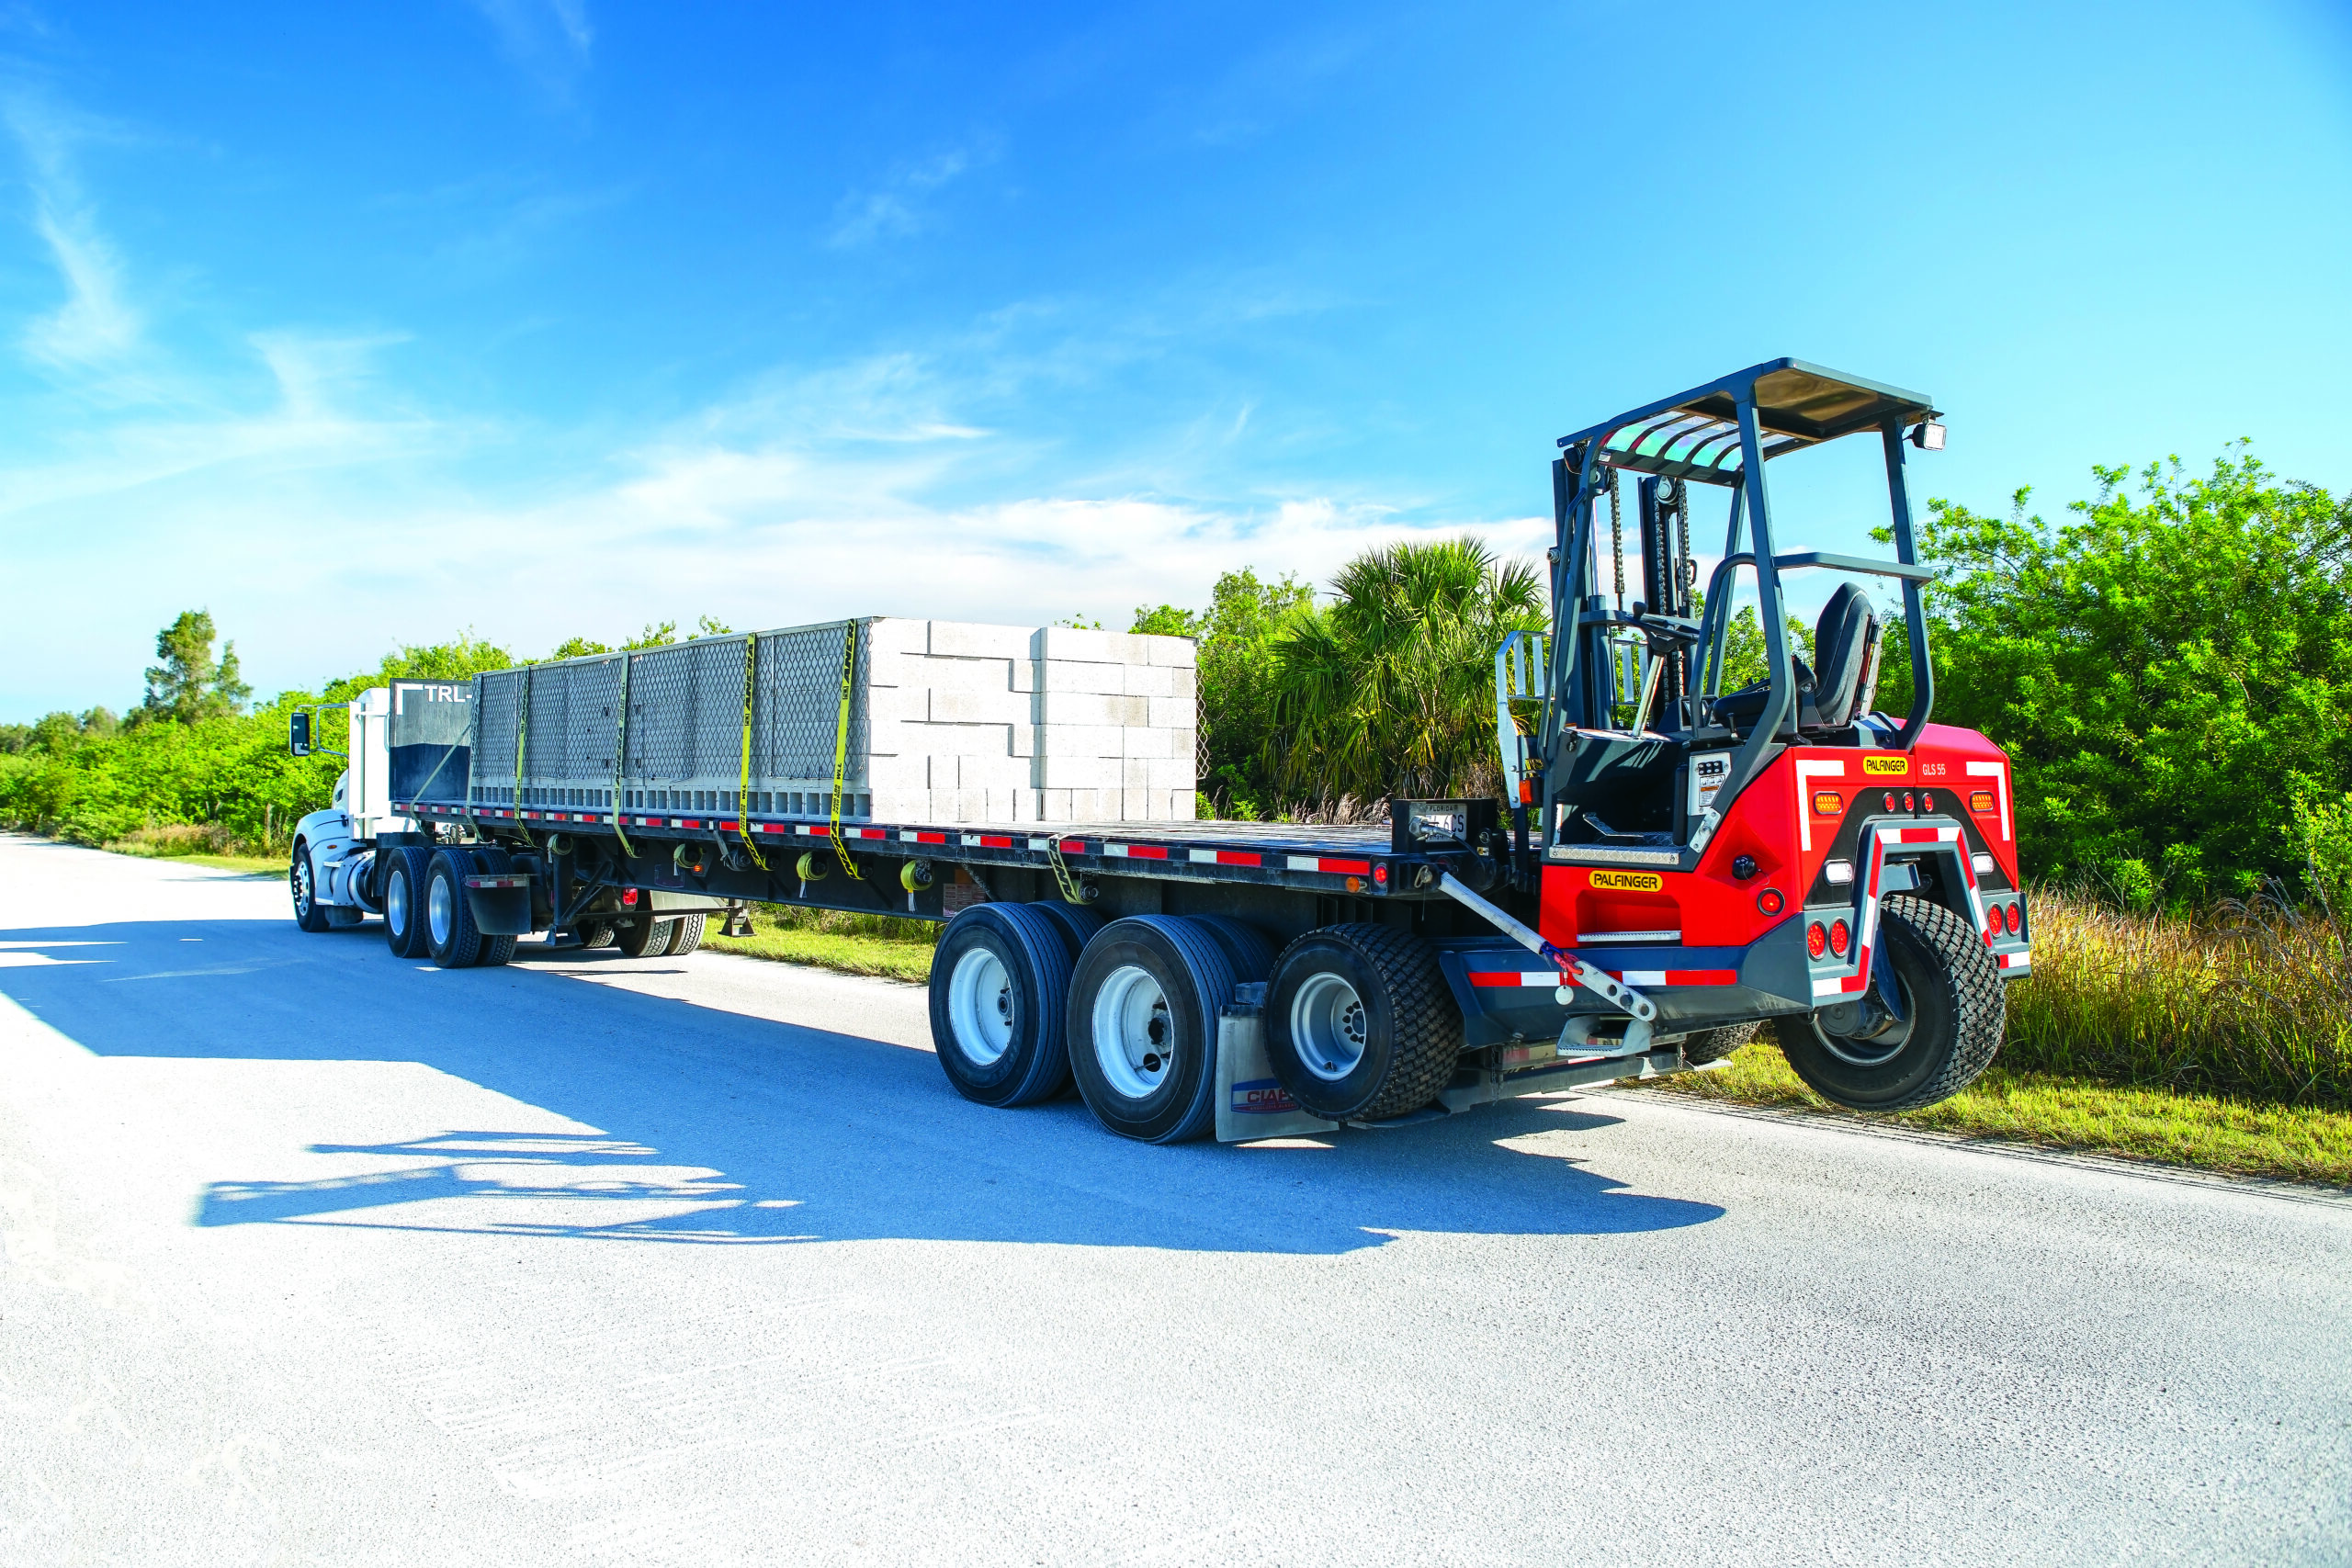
1190, 849, 1265, 866
1106, 843, 1169, 860
967, 834, 1015, 849
1286, 855, 1372, 874
902, 831, 948, 844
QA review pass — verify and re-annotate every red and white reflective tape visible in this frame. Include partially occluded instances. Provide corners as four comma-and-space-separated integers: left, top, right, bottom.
901, 830, 949, 845
1026, 837, 1089, 853
1189, 848, 1263, 867
1105, 842, 1169, 861
1469, 967, 1736, 989
1286, 855, 1372, 874
965, 833, 1016, 849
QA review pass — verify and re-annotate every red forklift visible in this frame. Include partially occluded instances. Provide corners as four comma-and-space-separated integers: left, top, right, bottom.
1447, 358, 2029, 1113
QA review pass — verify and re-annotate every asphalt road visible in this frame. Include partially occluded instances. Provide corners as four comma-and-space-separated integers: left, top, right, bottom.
2, 832, 2347, 1567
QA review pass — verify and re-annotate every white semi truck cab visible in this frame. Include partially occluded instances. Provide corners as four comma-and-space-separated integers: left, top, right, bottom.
288, 684, 416, 930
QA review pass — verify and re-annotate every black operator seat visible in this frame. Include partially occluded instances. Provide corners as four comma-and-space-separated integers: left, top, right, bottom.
1713, 582, 1881, 735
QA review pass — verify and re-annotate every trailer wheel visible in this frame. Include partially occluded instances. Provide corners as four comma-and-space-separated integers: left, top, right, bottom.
1065, 916, 1234, 1143
1781, 893, 2006, 1111
1683, 1022, 1758, 1066
576, 921, 618, 949
469, 846, 520, 968
616, 916, 676, 958
289, 840, 331, 933
1187, 915, 1277, 983
930, 904, 1078, 1107
668, 914, 707, 957
381, 846, 435, 958
1027, 899, 1105, 960
1265, 924, 1462, 1122
424, 851, 487, 968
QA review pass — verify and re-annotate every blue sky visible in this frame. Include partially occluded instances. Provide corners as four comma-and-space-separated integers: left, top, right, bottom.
0, 1, 2346, 716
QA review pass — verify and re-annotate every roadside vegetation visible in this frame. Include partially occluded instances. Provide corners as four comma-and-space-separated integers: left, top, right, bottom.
6, 449, 2350, 1182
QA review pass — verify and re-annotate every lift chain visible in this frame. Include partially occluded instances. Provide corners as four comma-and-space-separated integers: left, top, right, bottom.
1608, 466, 1624, 611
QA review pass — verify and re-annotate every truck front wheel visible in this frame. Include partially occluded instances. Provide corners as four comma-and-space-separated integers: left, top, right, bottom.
290, 840, 331, 933
1781, 894, 2006, 1111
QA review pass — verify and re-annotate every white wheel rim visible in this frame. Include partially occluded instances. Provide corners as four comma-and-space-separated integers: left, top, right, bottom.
1091, 963, 1174, 1101
946, 945, 1017, 1066
386, 872, 409, 934
292, 859, 311, 914
427, 874, 453, 948
1290, 971, 1369, 1081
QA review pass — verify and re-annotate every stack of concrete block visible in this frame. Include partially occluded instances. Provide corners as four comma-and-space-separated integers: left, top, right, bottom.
861, 620, 1198, 825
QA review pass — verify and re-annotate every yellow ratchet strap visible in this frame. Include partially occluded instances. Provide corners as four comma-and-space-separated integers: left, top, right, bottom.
735, 634, 767, 871
514, 666, 537, 849
828, 620, 863, 880
610, 654, 634, 859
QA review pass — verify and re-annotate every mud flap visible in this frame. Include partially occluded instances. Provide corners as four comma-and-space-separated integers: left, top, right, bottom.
1213, 1002, 1338, 1143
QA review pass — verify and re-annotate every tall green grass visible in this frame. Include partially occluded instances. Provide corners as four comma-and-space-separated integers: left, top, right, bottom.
2002, 887, 2352, 1109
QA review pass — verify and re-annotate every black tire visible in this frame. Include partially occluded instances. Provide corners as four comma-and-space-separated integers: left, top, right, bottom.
616, 915, 676, 957
1065, 916, 1235, 1143
381, 845, 435, 958
1264, 923, 1462, 1122
1188, 915, 1277, 983
1683, 1022, 1758, 1066
668, 913, 707, 956
1781, 893, 2006, 1111
290, 840, 331, 933
930, 904, 1078, 1107
469, 846, 520, 968
576, 921, 618, 949
424, 850, 486, 969
1028, 899, 1106, 960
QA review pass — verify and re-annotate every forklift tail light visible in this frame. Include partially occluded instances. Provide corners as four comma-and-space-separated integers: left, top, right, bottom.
1969, 791, 1996, 814
1829, 919, 1850, 957
1807, 921, 1827, 959
1812, 791, 1842, 816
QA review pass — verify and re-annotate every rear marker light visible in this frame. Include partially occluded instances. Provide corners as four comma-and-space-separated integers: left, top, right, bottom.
1758, 887, 1785, 916
1825, 860, 1854, 886
1807, 921, 1827, 959
1372, 863, 1388, 886
2005, 903, 2021, 936
1883, 792, 1898, 812
1920, 792, 1936, 812
1986, 909, 2002, 942
1812, 790, 1842, 816
1829, 919, 1850, 957
1970, 791, 1996, 814
1904, 792, 1917, 812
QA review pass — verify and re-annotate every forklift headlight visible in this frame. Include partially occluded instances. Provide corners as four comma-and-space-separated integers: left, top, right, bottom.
1909, 422, 1946, 451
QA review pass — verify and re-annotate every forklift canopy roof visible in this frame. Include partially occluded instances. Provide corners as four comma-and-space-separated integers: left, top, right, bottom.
1556, 358, 1939, 487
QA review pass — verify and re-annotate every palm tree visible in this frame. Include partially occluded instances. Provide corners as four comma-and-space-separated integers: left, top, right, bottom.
1263, 536, 1547, 818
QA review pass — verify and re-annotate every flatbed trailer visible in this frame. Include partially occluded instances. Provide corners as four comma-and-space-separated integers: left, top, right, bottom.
287, 358, 2030, 1146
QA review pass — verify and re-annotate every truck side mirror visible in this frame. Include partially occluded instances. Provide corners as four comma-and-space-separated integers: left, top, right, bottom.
288, 711, 311, 757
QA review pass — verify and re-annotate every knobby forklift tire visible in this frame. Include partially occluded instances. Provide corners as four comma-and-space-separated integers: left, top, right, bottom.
1264, 923, 1461, 1122
1066, 916, 1236, 1143
381, 845, 435, 959
616, 915, 676, 958
424, 850, 487, 969
668, 913, 707, 957
290, 840, 332, 933
1781, 893, 2006, 1111
1682, 1022, 1758, 1066
930, 904, 1078, 1107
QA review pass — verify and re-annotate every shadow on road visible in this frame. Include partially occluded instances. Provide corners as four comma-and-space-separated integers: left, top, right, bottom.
0, 916, 1724, 1254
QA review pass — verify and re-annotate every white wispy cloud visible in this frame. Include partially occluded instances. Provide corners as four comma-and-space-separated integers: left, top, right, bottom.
3, 91, 141, 370
828, 139, 998, 249
469, 0, 594, 101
